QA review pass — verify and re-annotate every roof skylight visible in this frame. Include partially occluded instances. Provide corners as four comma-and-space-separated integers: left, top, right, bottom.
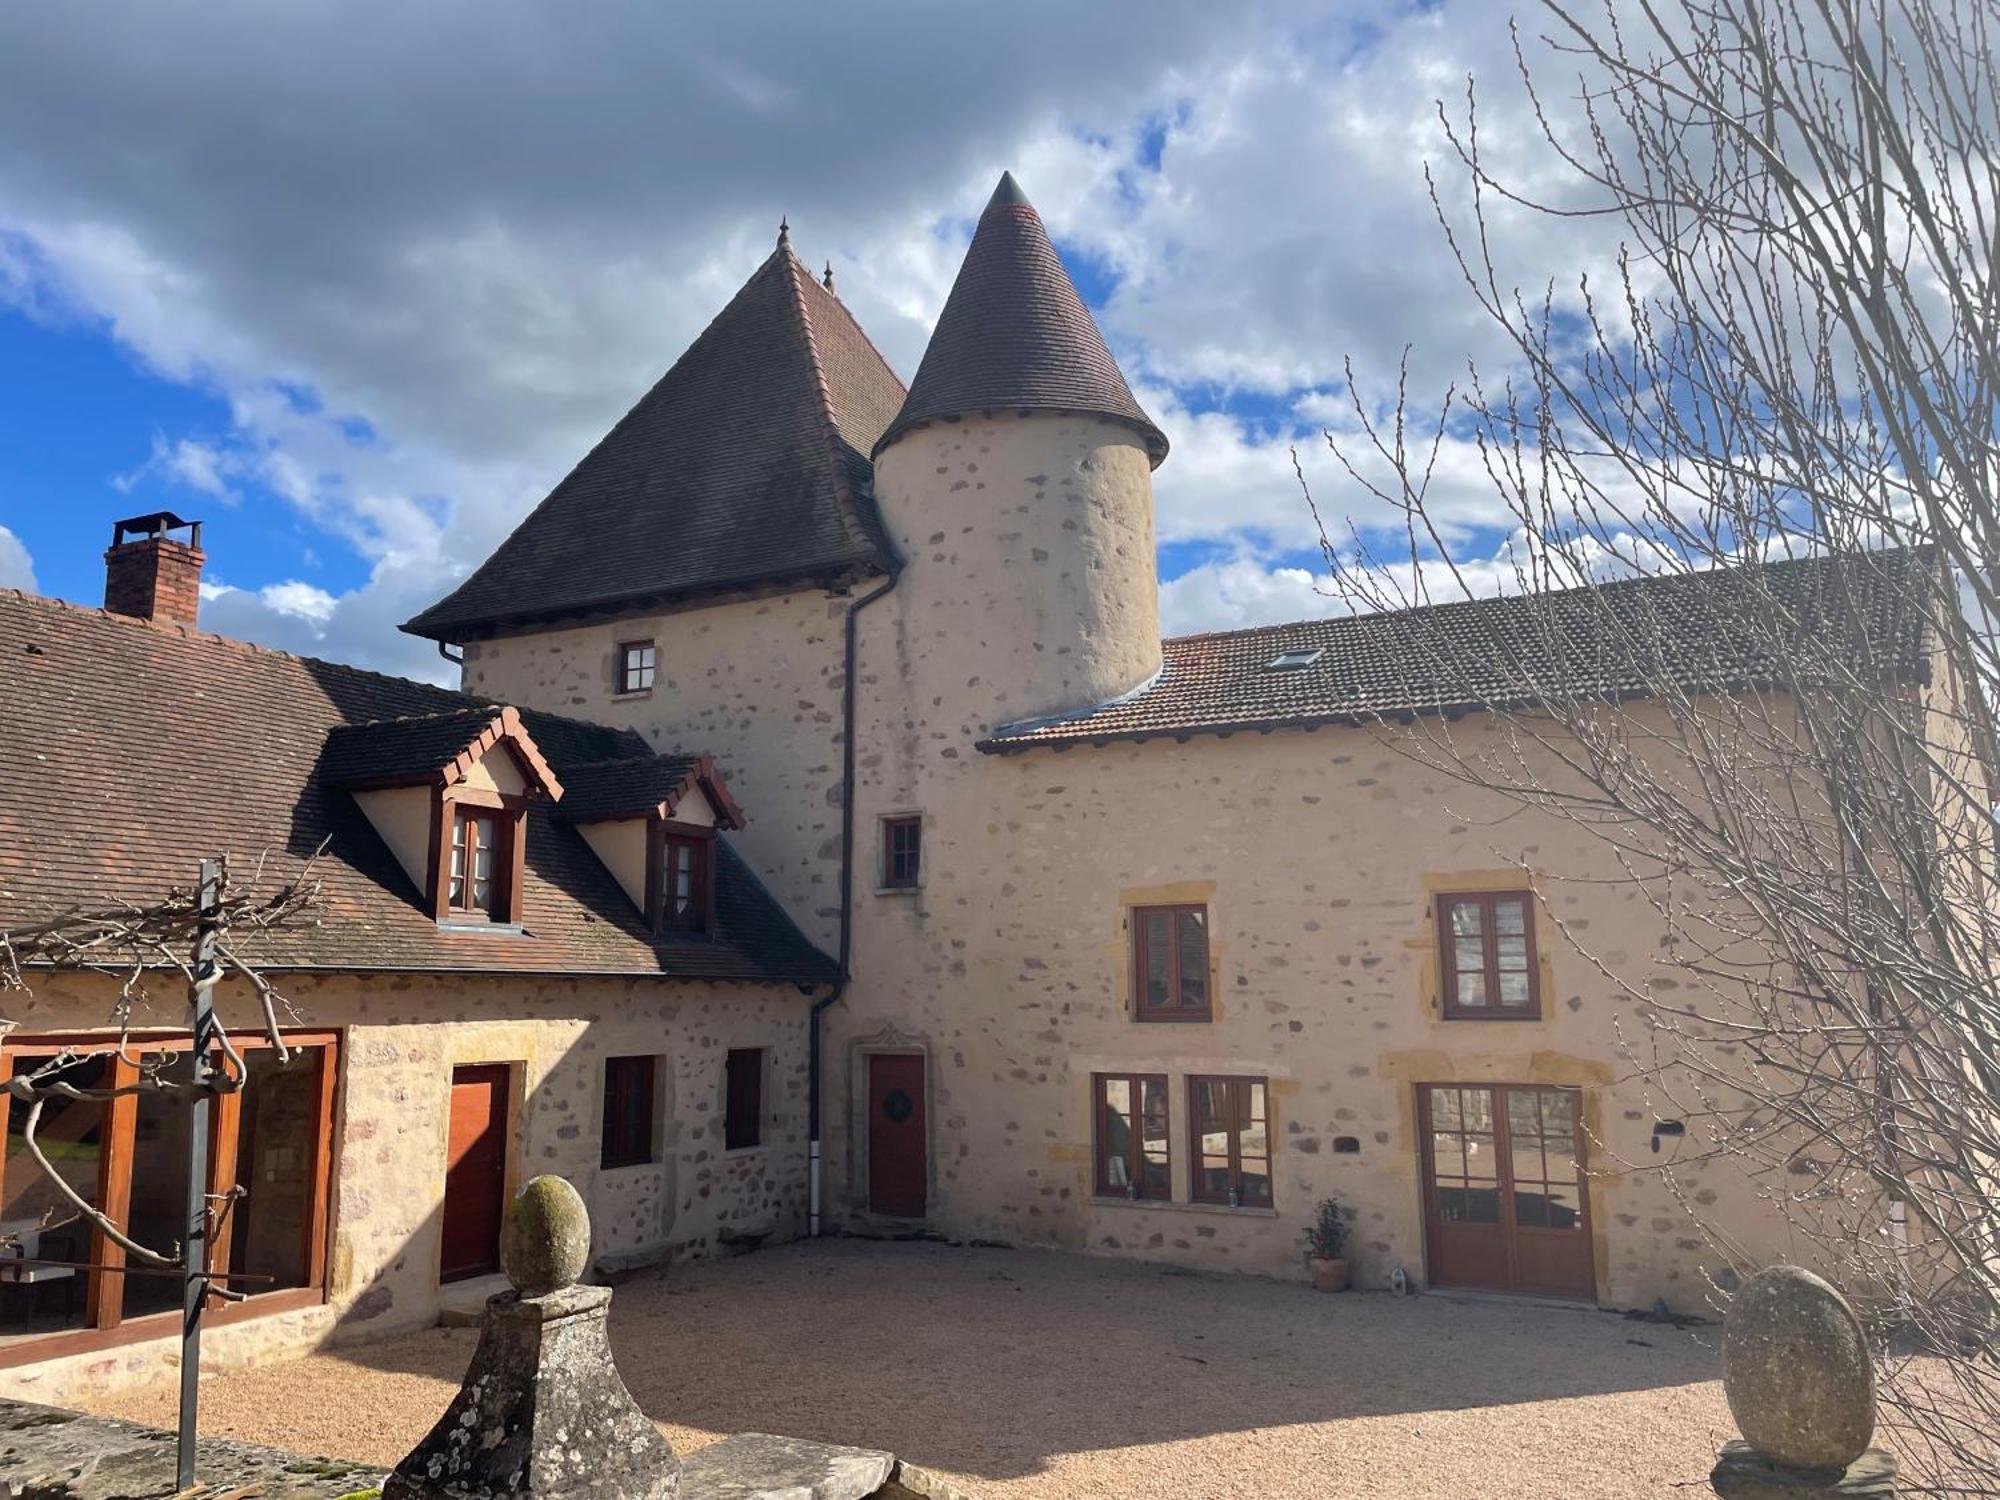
1265, 648, 1324, 671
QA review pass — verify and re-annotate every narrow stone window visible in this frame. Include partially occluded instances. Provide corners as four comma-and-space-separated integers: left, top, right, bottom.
881, 815, 921, 890
600, 1055, 658, 1169
724, 1048, 763, 1151
616, 640, 656, 694
1092, 1073, 1170, 1200
1131, 904, 1210, 1021
1436, 891, 1540, 1019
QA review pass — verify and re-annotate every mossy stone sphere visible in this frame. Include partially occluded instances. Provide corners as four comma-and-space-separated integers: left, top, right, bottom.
1724, 1265, 1875, 1470
500, 1174, 591, 1296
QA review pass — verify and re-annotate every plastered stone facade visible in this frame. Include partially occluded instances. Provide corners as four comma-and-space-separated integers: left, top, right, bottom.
0, 969, 809, 1403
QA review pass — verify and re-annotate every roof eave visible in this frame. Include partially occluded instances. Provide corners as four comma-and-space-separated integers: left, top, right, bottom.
873, 404, 1169, 469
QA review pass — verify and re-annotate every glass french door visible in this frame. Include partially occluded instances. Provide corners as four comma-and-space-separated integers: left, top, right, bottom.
1418, 1083, 1594, 1299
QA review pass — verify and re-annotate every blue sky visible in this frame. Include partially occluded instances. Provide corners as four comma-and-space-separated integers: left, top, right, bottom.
0, 1, 1602, 683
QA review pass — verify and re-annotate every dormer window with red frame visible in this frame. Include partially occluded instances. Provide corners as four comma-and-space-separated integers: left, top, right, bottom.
320, 704, 565, 933
656, 828, 711, 934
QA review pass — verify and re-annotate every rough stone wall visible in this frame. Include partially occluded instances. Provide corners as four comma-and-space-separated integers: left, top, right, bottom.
828, 666, 1809, 1309
0, 969, 809, 1403
462, 590, 850, 948
871, 413, 1163, 728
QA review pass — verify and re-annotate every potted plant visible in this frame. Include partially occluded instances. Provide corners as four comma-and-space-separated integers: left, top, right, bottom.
1303, 1196, 1350, 1292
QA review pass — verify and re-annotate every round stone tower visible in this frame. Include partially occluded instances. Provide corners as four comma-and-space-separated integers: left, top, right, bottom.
871, 173, 1168, 728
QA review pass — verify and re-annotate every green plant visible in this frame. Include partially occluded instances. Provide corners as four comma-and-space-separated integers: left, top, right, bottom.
1303, 1196, 1348, 1261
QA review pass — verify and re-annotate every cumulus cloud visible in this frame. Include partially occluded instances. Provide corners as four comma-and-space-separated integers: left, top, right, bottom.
0, 0, 1614, 664
0, 526, 37, 592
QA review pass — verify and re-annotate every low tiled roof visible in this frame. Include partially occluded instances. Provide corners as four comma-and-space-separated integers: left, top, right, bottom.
319, 704, 563, 798
555, 753, 744, 829
978, 548, 1937, 752
0, 591, 834, 983
875, 173, 1168, 466
402, 231, 905, 643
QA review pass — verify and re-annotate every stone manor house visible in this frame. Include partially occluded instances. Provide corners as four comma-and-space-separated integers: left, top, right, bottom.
0, 174, 1951, 1398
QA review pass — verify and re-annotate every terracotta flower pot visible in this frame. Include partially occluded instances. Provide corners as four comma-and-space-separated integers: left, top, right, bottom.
1308, 1256, 1349, 1293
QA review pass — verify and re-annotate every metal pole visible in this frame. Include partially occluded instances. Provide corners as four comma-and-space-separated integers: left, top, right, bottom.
177, 858, 221, 1491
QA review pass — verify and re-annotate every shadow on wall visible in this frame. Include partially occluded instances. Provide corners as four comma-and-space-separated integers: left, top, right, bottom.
262, 1239, 1720, 1485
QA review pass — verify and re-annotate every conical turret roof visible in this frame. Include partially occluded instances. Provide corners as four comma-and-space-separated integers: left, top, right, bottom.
875, 173, 1168, 466
404, 230, 905, 642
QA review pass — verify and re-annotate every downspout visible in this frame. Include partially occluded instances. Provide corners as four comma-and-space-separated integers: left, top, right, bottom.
810, 567, 901, 1235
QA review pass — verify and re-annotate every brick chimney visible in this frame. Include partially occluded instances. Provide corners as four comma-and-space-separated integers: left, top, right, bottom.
104, 512, 205, 626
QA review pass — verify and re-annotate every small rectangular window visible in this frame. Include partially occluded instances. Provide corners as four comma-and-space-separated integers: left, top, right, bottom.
1132, 904, 1210, 1020
600, 1055, 657, 1169
617, 640, 657, 694
1188, 1075, 1272, 1208
1092, 1072, 1171, 1200
1265, 648, 1323, 671
881, 815, 921, 889
724, 1048, 763, 1151
658, 832, 709, 934
1437, 891, 1540, 1019
449, 808, 501, 916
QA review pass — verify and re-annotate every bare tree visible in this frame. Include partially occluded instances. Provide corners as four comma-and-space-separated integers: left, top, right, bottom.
1309, 0, 1999, 1489
0, 854, 322, 1275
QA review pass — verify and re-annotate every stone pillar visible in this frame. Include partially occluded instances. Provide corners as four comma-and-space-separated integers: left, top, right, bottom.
1711, 1265, 1897, 1498
386, 1175, 681, 1500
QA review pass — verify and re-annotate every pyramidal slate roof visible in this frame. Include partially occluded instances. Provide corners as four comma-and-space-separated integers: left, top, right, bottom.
875, 173, 1168, 466
978, 547, 1939, 751
403, 231, 906, 643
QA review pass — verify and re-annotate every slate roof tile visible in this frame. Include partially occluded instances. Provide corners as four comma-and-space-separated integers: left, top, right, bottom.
402, 234, 906, 643
978, 548, 1936, 751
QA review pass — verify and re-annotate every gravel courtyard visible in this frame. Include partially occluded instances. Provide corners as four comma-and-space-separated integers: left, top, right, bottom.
89, 1239, 1737, 1498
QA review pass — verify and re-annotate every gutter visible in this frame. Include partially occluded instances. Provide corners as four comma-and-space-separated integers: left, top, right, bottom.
810, 567, 901, 1235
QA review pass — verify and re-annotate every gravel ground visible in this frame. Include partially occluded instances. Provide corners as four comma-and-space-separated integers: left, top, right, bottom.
88, 1240, 1739, 1497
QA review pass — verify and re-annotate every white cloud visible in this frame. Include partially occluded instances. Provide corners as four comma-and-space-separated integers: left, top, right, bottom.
0, 526, 37, 592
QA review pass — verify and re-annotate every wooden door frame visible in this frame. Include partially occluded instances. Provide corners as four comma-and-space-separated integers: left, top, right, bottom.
1416, 1081, 1595, 1300
853, 1041, 931, 1222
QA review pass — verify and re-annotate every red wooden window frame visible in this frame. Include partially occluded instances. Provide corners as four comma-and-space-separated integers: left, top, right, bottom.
0, 1029, 339, 1368
599, 1055, 656, 1170
1131, 904, 1211, 1021
723, 1048, 762, 1151
881, 816, 921, 889
1187, 1075, 1273, 1208
1091, 1073, 1171, 1200
616, 640, 656, 694
653, 827, 712, 935
1436, 891, 1541, 1020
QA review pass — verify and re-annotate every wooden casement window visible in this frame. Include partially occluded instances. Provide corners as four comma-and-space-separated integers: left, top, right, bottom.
436, 797, 524, 926
1092, 1073, 1170, 1200
616, 641, 656, 694
600, 1056, 657, 1170
0, 1030, 339, 1365
1437, 891, 1540, 1019
1188, 1075, 1272, 1208
652, 826, 712, 935
881, 816, 921, 889
1132, 904, 1210, 1020
723, 1048, 762, 1151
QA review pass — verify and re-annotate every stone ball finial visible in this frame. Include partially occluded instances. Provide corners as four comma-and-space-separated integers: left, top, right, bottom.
1724, 1265, 1876, 1470
499, 1174, 591, 1297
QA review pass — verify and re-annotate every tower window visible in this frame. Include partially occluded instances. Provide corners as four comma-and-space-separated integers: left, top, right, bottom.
617, 640, 656, 694
881, 815, 921, 890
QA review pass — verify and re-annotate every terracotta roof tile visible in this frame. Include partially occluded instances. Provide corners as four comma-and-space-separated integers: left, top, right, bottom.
876, 173, 1167, 465
978, 548, 1935, 751
555, 753, 744, 829
0, 592, 833, 983
403, 235, 905, 643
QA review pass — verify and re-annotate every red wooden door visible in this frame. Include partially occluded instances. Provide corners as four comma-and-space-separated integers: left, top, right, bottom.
1419, 1083, 1593, 1300
442, 1064, 509, 1282
867, 1054, 926, 1218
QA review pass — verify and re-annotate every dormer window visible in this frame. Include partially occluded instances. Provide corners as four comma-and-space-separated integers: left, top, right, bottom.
449, 808, 502, 916
321, 704, 564, 933
658, 829, 710, 934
